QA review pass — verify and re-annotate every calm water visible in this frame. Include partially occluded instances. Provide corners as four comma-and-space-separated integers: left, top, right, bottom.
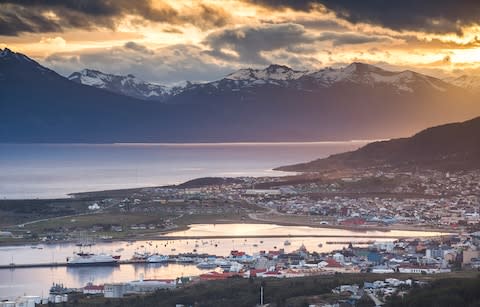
0, 142, 368, 199
0, 223, 446, 299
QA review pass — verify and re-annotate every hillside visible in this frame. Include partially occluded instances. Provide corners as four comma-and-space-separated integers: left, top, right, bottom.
277, 116, 480, 172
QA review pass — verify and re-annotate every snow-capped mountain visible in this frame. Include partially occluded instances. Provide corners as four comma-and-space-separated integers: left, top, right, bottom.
444, 75, 480, 93
165, 62, 452, 102
181, 62, 451, 95
2, 47, 478, 143
0, 47, 60, 80
69, 63, 452, 103
227, 64, 308, 81
68, 69, 175, 101
298, 62, 449, 93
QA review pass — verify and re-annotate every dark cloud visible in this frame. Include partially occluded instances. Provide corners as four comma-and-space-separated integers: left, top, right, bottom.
0, 4, 62, 35
249, 0, 480, 35
317, 32, 390, 46
204, 23, 315, 64
124, 42, 154, 55
162, 27, 184, 34
186, 3, 231, 30
0, 0, 231, 36
400, 35, 480, 50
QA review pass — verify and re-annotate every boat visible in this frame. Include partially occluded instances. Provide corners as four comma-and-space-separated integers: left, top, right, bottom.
196, 262, 217, 269
147, 254, 169, 263
177, 256, 195, 263
67, 253, 119, 266
284, 240, 291, 246
317, 243, 323, 248
50, 283, 74, 295
132, 251, 151, 261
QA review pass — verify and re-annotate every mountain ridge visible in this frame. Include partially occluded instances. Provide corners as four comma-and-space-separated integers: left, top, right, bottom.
69, 61, 458, 101
1, 47, 479, 143
276, 116, 480, 172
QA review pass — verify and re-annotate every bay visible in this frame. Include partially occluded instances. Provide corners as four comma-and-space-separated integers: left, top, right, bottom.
0, 141, 368, 199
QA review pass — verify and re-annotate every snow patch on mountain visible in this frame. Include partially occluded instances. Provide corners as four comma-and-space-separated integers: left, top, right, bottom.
226, 64, 309, 81
68, 69, 175, 101
302, 63, 447, 93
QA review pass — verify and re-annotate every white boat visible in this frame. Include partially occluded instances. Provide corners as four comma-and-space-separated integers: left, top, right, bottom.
196, 262, 217, 269
176, 256, 194, 263
67, 253, 119, 266
147, 254, 169, 263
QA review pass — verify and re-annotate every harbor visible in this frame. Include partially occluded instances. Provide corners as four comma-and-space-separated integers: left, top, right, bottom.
0, 223, 448, 301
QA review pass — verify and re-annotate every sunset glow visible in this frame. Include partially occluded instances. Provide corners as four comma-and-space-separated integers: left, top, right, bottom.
2, 0, 480, 83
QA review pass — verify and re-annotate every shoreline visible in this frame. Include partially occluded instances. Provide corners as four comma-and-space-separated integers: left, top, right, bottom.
0, 219, 454, 248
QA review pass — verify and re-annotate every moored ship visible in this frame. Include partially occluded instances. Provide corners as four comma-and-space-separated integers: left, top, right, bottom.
67, 253, 119, 266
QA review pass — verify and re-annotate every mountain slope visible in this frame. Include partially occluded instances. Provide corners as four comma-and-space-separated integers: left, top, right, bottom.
277, 116, 480, 172
68, 69, 175, 101
1, 48, 479, 143
444, 75, 480, 93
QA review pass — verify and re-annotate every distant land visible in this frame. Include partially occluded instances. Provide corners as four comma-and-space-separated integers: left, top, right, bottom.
277, 116, 480, 172
1, 47, 479, 143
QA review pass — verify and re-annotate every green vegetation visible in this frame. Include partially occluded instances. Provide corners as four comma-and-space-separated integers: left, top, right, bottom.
386, 274, 480, 307
66, 274, 365, 307
0, 199, 90, 227
65, 272, 479, 307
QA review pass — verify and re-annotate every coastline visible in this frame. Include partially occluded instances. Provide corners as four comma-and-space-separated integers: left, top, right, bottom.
0, 217, 454, 248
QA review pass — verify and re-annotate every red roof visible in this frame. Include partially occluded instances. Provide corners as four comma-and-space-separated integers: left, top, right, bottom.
325, 259, 343, 268
249, 269, 267, 277
200, 271, 241, 280
231, 250, 246, 257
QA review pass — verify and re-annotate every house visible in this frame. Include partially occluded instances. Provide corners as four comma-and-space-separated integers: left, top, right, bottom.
83, 283, 104, 294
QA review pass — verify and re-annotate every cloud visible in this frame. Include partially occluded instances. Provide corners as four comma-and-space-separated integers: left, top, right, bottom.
44, 44, 235, 84
0, 0, 232, 36
204, 23, 316, 64
124, 41, 154, 55
317, 32, 390, 46
248, 0, 480, 35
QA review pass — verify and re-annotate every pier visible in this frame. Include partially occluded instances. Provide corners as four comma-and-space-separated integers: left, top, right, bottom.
0, 260, 152, 270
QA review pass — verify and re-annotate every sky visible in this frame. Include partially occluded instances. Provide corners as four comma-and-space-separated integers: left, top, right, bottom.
2, 0, 480, 84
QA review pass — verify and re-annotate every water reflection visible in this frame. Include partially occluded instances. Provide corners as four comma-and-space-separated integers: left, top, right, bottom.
66, 266, 118, 283
0, 223, 449, 300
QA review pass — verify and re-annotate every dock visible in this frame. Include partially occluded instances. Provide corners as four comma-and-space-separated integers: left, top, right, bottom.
0, 259, 152, 270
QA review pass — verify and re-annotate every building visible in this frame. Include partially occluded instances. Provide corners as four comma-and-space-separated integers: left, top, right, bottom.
104, 283, 128, 298
83, 283, 104, 294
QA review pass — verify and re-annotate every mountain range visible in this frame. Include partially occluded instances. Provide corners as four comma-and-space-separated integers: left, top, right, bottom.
1, 47, 479, 142
277, 116, 480, 172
